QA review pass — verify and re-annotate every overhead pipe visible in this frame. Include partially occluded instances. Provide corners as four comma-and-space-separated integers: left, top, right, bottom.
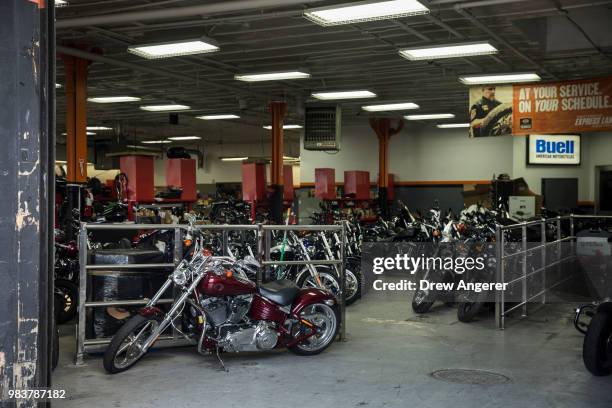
56, 45, 249, 95
57, 0, 324, 29
453, 6, 558, 79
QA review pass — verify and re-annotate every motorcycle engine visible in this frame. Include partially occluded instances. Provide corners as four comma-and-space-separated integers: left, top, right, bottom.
200, 295, 251, 327
218, 322, 279, 352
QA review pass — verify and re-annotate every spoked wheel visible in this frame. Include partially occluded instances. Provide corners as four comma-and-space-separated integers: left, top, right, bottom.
103, 314, 160, 374
344, 269, 361, 306
583, 311, 612, 376
289, 303, 339, 356
412, 289, 434, 314
55, 279, 78, 324
297, 270, 341, 297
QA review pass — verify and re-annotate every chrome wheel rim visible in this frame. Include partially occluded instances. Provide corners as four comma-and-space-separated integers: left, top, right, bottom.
113, 320, 158, 369
298, 303, 337, 351
303, 272, 340, 296
345, 270, 358, 301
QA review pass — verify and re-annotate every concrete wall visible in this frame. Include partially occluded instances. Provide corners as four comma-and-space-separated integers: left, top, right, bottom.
300, 123, 612, 202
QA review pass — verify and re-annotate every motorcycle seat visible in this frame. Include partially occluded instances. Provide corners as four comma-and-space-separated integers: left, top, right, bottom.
258, 279, 300, 306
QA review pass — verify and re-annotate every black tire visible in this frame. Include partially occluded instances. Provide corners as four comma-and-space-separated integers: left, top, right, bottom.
103, 314, 159, 374
457, 301, 485, 322
583, 311, 612, 376
55, 279, 78, 324
288, 304, 340, 356
412, 290, 434, 314
344, 267, 362, 306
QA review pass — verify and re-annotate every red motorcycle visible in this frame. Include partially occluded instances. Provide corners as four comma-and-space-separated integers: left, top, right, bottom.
103, 215, 340, 373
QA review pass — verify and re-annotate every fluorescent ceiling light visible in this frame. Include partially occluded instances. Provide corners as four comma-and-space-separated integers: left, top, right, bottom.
235, 71, 311, 82
88, 96, 141, 103
304, 0, 429, 26
405, 113, 455, 120
55, 0, 68, 6
197, 114, 240, 120
168, 136, 202, 141
263, 125, 303, 130
127, 37, 219, 59
312, 90, 376, 100
87, 126, 112, 131
141, 140, 172, 144
140, 104, 190, 112
399, 42, 497, 61
362, 102, 419, 112
55, 83, 62, 89
459, 72, 541, 85
437, 123, 470, 128
62, 132, 96, 136
221, 157, 248, 162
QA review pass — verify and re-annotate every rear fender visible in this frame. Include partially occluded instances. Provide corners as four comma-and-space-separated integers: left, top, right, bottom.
291, 288, 336, 318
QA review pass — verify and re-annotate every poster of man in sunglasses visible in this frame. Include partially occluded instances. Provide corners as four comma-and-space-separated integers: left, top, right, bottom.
469, 85, 513, 137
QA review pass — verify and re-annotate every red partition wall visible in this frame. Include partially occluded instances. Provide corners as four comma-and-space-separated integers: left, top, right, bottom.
344, 171, 370, 200
315, 168, 336, 200
283, 165, 294, 201
119, 155, 154, 202
242, 163, 266, 201
166, 158, 197, 202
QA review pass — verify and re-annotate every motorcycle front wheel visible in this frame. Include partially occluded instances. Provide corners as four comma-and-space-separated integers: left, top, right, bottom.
297, 269, 341, 298
288, 303, 339, 356
55, 279, 78, 324
583, 310, 612, 376
411, 289, 434, 314
103, 314, 160, 374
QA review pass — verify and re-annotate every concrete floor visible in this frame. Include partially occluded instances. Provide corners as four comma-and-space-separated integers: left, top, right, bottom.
53, 290, 612, 408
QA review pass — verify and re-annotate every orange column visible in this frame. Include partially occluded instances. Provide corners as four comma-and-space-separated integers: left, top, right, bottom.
268, 101, 287, 224
369, 118, 404, 218
62, 55, 89, 183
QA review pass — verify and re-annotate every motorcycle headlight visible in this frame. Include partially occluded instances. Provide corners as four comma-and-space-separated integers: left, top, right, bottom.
172, 264, 189, 286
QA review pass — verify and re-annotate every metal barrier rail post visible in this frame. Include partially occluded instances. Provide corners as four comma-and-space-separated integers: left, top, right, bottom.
522, 222, 528, 318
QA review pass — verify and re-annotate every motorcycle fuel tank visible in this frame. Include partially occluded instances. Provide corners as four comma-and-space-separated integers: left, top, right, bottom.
198, 272, 256, 296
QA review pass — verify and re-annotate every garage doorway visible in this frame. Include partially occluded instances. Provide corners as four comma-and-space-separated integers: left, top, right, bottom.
598, 167, 612, 213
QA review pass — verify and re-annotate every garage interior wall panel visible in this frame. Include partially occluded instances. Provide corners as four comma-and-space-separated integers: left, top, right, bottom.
165, 158, 197, 201
283, 164, 294, 200
344, 171, 370, 199
120, 155, 154, 202
315, 168, 336, 199
242, 163, 266, 201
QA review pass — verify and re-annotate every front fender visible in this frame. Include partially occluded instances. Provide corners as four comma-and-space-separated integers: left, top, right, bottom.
291, 288, 337, 318
139, 306, 164, 319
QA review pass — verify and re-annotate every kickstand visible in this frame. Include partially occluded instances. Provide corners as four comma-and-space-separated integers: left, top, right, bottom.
215, 346, 227, 372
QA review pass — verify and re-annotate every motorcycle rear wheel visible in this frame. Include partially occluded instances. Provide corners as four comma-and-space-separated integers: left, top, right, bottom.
583, 311, 612, 376
103, 314, 159, 374
288, 303, 339, 356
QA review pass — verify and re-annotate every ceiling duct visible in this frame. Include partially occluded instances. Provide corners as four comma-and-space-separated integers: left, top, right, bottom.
57, 0, 325, 29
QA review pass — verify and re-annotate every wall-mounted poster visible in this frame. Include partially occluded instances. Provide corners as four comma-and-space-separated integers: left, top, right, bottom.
468, 85, 513, 137
527, 134, 581, 165
513, 77, 612, 135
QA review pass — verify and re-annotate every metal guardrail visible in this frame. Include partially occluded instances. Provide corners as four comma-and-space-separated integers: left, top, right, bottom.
494, 214, 612, 329
75, 222, 347, 365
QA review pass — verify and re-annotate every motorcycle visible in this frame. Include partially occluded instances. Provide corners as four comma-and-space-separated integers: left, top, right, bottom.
103, 214, 340, 373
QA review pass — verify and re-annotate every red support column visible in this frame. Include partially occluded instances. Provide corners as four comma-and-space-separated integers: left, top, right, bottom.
269, 101, 287, 224
369, 118, 404, 219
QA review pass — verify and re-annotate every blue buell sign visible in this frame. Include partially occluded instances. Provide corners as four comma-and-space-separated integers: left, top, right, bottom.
528, 134, 581, 165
